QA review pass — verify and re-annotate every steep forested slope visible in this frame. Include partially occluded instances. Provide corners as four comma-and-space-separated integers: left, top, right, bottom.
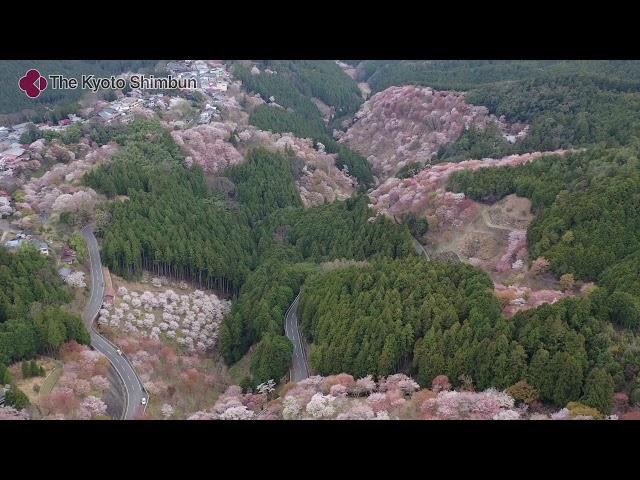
360, 60, 640, 94
84, 118, 255, 292
447, 145, 640, 346
0, 246, 89, 365
448, 147, 640, 279
225, 147, 303, 225
286, 195, 414, 262
467, 74, 640, 151
219, 196, 415, 366
298, 256, 630, 411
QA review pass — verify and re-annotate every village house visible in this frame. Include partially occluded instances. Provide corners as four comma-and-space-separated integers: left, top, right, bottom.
61, 244, 77, 264
97, 107, 118, 121
32, 239, 49, 256
4, 236, 49, 255
212, 82, 228, 92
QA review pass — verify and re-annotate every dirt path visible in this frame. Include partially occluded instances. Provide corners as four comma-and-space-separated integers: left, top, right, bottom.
481, 209, 514, 232
429, 204, 510, 263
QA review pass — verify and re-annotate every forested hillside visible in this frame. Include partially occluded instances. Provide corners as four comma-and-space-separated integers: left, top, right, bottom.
359, 60, 640, 94
231, 61, 375, 187
466, 74, 640, 151
0, 245, 89, 365
448, 146, 640, 281
82, 118, 415, 386
219, 196, 415, 370
298, 257, 633, 412
219, 248, 314, 365
245, 194, 413, 262
300, 257, 498, 378
6, 59, 637, 418
84, 118, 255, 292
225, 147, 303, 225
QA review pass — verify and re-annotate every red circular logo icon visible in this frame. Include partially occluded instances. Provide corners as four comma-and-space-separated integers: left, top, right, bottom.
19, 69, 48, 98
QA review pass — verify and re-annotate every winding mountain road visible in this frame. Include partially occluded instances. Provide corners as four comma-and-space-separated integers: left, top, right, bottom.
284, 292, 310, 382
81, 225, 147, 419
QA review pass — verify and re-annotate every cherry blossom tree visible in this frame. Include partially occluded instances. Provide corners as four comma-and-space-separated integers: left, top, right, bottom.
187, 410, 217, 420
421, 388, 516, 420
63, 271, 86, 288
41, 387, 78, 416
531, 256, 551, 275
0, 406, 29, 420
432, 375, 452, 393
493, 409, 522, 420
51, 189, 97, 214
305, 393, 337, 419
81, 395, 108, 418
90, 375, 110, 392
282, 396, 303, 420
161, 403, 175, 419
73, 379, 91, 396
336, 403, 375, 420
171, 123, 243, 174
218, 405, 255, 420
350, 375, 376, 397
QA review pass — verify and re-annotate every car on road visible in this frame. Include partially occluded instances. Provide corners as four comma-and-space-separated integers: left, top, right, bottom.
116, 349, 122, 355
141, 397, 147, 406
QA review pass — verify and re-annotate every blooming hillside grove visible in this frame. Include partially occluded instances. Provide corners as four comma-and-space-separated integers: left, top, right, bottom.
369, 150, 569, 220
186, 373, 621, 420
339, 85, 528, 180
98, 287, 230, 354
233, 127, 356, 207
38, 342, 111, 420
172, 123, 243, 174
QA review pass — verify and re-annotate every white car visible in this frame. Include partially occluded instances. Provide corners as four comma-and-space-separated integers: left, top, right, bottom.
141, 397, 147, 406
116, 349, 123, 355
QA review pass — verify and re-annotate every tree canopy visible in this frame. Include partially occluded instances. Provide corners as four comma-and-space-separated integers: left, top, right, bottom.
0, 245, 89, 365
